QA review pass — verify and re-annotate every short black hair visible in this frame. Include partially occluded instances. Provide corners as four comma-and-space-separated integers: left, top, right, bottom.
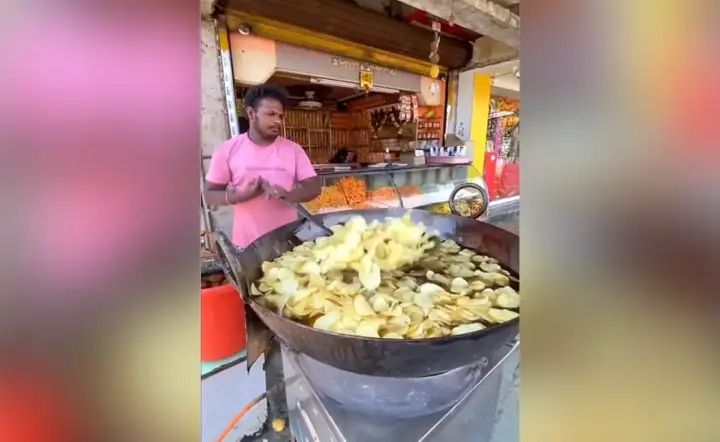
243, 84, 289, 109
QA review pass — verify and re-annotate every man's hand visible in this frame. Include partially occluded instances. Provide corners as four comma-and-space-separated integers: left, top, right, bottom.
260, 180, 291, 201
227, 177, 262, 204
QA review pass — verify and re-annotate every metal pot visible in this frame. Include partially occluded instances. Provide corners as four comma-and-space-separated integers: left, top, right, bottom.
215, 209, 518, 378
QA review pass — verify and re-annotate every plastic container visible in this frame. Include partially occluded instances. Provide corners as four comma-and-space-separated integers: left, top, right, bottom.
201, 283, 247, 361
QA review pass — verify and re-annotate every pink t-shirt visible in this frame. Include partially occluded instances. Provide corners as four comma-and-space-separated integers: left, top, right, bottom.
206, 133, 317, 248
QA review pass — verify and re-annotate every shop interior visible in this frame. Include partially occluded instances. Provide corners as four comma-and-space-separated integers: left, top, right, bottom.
234, 72, 473, 214
236, 72, 447, 164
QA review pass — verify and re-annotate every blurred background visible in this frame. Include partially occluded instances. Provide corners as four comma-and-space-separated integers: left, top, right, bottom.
0, 0, 718, 441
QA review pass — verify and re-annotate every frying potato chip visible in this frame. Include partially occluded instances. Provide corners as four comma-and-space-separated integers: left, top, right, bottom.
353, 294, 375, 316
480, 262, 502, 273
428, 308, 453, 324
455, 296, 471, 307
469, 280, 487, 291
397, 277, 418, 290
369, 293, 392, 313
418, 283, 445, 295
253, 215, 519, 340
448, 264, 475, 279
403, 305, 425, 323
393, 287, 415, 302
355, 317, 386, 337
314, 311, 342, 331
489, 308, 519, 323
450, 277, 470, 294
494, 286, 520, 308
413, 291, 435, 309
451, 323, 486, 335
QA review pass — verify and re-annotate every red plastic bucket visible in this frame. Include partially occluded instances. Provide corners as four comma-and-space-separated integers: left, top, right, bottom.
201, 283, 246, 361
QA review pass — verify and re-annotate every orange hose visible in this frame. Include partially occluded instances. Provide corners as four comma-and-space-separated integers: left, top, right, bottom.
215, 392, 266, 442
215, 376, 296, 442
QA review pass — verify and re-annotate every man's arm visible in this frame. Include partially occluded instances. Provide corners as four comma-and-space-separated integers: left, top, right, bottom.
286, 176, 321, 203
204, 179, 262, 206
261, 176, 321, 204
287, 143, 321, 203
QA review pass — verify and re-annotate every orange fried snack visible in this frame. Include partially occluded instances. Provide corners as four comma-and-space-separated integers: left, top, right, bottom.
337, 177, 367, 205
367, 187, 398, 202
305, 185, 348, 213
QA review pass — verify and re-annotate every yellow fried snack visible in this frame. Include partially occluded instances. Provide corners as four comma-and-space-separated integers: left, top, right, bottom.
251, 215, 520, 339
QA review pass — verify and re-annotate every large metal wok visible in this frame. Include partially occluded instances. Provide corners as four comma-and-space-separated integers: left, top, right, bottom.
215, 208, 518, 378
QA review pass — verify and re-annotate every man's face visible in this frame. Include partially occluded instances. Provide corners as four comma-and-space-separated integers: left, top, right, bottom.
248, 97, 283, 139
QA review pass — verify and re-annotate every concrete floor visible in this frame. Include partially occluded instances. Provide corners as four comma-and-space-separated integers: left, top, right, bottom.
202, 358, 268, 441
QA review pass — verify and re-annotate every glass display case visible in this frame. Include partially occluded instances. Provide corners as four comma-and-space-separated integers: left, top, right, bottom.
304, 164, 487, 214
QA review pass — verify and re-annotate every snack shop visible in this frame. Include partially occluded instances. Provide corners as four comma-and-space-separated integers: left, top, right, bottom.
201, 2, 521, 440
205, 5, 497, 222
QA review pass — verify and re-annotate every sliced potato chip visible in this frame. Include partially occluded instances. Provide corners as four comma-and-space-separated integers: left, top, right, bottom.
469, 280, 487, 291
253, 215, 518, 340
450, 277, 470, 294
393, 287, 415, 302
495, 293, 519, 308
480, 262, 502, 273
294, 286, 316, 300
418, 283, 445, 295
448, 264, 475, 278
494, 287, 520, 308
406, 321, 426, 338
353, 294, 375, 316
471, 254, 490, 263
387, 314, 411, 326
451, 323, 486, 335
314, 311, 342, 331
491, 273, 510, 287
428, 308, 453, 324
459, 248, 476, 257
489, 308, 519, 322
383, 322, 409, 336
403, 305, 425, 323
396, 277, 418, 290
356, 255, 381, 290
369, 294, 391, 313
413, 291, 435, 308
455, 296, 471, 307
355, 317, 386, 338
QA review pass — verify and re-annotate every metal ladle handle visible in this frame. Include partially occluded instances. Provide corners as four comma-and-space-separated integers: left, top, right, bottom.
280, 198, 334, 236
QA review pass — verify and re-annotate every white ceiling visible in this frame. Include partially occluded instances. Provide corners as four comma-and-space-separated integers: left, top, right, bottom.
466, 58, 519, 93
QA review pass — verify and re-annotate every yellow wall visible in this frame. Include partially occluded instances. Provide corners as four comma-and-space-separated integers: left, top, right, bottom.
469, 74, 492, 178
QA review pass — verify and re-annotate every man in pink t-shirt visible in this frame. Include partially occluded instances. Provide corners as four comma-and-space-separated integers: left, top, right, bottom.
204, 85, 320, 248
